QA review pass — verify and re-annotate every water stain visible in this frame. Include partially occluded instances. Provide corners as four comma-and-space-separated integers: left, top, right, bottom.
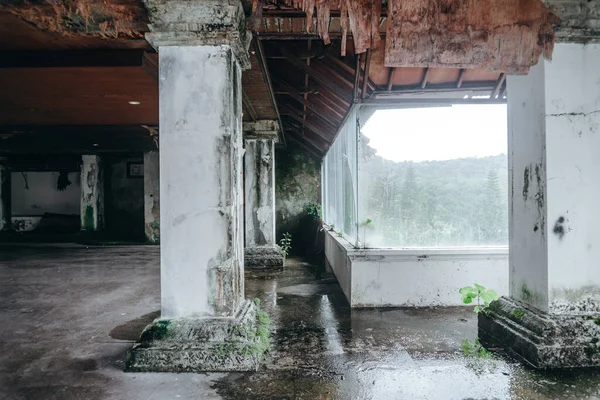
109, 310, 160, 341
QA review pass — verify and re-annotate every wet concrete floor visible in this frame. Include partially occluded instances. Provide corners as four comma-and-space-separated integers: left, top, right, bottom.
1, 245, 600, 399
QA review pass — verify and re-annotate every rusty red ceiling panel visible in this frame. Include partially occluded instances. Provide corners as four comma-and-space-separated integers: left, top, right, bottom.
385, 0, 559, 73
0, 0, 148, 40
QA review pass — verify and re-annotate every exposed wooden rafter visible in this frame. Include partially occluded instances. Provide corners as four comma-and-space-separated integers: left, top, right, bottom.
491, 73, 507, 99
277, 44, 352, 103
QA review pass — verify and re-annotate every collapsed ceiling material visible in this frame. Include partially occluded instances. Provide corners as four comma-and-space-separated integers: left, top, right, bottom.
0, 0, 147, 39
385, 0, 560, 73
253, 0, 383, 55
252, 0, 559, 73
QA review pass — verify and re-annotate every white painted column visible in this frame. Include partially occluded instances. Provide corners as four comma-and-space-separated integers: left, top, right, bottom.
245, 136, 276, 247
244, 120, 283, 269
144, 151, 160, 243
145, 1, 251, 320
507, 43, 600, 314
243, 121, 283, 268
0, 158, 10, 231
80, 155, 104, 231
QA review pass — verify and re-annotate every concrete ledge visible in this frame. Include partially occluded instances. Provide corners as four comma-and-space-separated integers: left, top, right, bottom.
479, 297, 600, 368
324, 229, 508, 307
244, 246, 284, 270
125, 300, 268, 372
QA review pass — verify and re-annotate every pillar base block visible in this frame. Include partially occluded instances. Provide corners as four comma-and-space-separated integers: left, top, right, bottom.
125, 300, 268, 372
244, 246, 284, 270
479, 297, 600, 369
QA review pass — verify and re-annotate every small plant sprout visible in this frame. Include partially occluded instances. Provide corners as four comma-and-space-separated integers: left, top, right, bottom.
279, 232, 292, 259
461, 338, 492, 359
459, 283, 499, 313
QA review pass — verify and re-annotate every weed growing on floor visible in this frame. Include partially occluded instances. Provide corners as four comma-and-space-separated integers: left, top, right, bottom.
459, 284, 499, 362
460, 283, 499, 314
461, 338, 492, 359
280, 232, 292, 259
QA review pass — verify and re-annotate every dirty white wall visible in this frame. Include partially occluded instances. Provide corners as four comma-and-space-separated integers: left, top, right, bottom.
545, 43, 600, 313
506, 56, 549, 311
11, 171, 80, 216
324, 229, 509, 307
507, 43, 600, 314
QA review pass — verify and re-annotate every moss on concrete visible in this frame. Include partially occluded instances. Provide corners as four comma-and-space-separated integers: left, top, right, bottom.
82, 205, 95, 231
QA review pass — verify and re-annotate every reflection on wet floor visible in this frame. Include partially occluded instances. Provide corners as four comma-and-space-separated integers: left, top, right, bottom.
214, 257, 600, 400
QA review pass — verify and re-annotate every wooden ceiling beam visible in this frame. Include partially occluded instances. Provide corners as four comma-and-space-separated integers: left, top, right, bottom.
141, 52, 158, 81
491, 73, 506, 99
456, 69, 466, 88
284, 132, 324, 158
325, 52, 376, 92
280, 104, 334, 142
386, 67, 396, 91
242, 89, 258, 121
0, 50, 148, 68
420, 67, 431, 89
361, 49, 372, 99
255, 39, 287, 147
283, 122, 330, 152
276, 44, 352, 103
273, 78, 340, 128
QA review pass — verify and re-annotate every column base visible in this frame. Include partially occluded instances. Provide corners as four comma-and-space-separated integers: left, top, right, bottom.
479, 297, 600, 369
125, 300, 269, 372
244, 246, 284, 270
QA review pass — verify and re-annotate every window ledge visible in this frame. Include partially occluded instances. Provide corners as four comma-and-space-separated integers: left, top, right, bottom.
324, 229, 508, 261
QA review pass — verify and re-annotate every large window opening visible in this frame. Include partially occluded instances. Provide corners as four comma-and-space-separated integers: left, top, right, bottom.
323, 104, 508, 250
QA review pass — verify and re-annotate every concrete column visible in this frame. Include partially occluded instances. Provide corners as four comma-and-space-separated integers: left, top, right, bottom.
126, 0, 266, 373
80, 155, 103, 231
144, 151, 160, 243
243, 120, 283, 269
479, 43, 600, 368
0, 158, 10, 231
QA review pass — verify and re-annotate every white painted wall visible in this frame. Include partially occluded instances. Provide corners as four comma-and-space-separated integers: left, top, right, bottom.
11, 172, 80, 216
506, 43, 600, 314
324, 230, 352, 301
545, 44, 600, 314
324, 229, 509, 307
506, 58, 549, 311
159, 45, 244, 319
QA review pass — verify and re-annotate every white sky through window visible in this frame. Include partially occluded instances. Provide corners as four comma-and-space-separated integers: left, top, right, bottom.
361, 104, 508, 162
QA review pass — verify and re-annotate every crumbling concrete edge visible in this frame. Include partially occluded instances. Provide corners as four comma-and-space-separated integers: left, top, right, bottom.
125, 299, 270, 372
244, 245, 284, 270
479, 296, 600, 369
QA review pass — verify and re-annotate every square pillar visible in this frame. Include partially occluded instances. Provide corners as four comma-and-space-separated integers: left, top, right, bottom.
126, 0, 268, 373
144, 151, 160, 243
479, 43, 600, 368
80, 155, 104, 231
243, 120, 284, 269
0, 158, 10, 231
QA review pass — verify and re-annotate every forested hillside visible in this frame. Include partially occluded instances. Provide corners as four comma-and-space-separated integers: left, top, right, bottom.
359, 137, 508, 248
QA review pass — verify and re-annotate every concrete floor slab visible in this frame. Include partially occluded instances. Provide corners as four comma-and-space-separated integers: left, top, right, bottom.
1, 246, 600, 399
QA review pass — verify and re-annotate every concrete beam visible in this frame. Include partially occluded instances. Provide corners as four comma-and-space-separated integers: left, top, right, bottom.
243, 120, 280, 141
544, 0, 600, 43
144, 0, 252, 70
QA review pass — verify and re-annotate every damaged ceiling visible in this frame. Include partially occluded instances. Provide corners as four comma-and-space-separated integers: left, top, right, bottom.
0, 0, 566, 158
250, 0, 559, 73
